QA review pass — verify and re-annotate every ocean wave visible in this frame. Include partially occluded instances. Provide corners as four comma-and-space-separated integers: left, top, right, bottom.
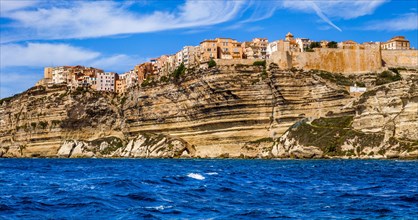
206, 172, 218, 175
187, 173, 205, 180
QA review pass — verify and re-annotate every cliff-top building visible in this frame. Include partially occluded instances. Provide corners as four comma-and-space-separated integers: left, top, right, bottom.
96, 72, 116, 92
215, 38, 243, 60
242, 38, 268, 59
381, 36, 411, 50
200, 39, 218, 62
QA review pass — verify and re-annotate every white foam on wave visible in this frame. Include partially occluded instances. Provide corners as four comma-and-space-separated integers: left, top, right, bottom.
187, 173, 205, 180
146, 205, 172, 210
206, 172, 218, 175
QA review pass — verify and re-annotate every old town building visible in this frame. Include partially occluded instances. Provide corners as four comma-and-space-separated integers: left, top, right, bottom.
96, 72, 116, 92
381, 36, 411, 50
199, 39, 218, 62
242, 38, 268, 59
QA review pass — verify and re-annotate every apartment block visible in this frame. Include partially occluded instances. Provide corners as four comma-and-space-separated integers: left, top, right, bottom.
200, 39, 218, 62
242, 38, 268, 59
51, 66, 71, 84
96, 72, 116, 92
216, 38, 243, 59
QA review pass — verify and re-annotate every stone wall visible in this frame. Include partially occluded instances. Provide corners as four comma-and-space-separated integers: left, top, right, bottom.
293, 47, 382, 74
268, 45, 385, 74
382, 50, 418, 68
268, 51, 292, 69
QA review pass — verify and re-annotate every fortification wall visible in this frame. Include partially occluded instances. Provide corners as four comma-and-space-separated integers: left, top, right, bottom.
268, 51, 292, 69
382, 50, 418, 68
267, 46, 382, 74
293, 47, 382, 74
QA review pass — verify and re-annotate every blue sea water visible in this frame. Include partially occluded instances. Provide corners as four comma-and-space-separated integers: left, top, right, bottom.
0, 159, 417, 219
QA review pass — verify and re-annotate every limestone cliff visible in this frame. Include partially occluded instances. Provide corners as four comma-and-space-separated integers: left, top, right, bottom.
0, 65, 416, 159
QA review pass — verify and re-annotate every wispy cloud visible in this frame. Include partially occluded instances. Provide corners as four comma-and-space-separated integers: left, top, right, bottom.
1, 0, 245, 43
0, 43, 143, 98
361, 13, 418, 31
281, 0, 387, 31
0, 69, 42, 98
0, 43, 141, 72
309, 1, 342, 32
0, 0, 390, 42
0, 0, 39, 14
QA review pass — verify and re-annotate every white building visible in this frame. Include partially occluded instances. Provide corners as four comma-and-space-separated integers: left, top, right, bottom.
266, 41, 279, 59
295, 38, 311, 52
51, 66, 70, 84
120, 70, 138, 88
96, 72, 116, 92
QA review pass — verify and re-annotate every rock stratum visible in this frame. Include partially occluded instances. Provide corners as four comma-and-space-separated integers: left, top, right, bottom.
1, 64, 417, 159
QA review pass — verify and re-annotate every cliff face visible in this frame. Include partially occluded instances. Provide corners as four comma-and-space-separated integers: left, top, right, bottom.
0, 65, 416, 159
272, 79, 418, 159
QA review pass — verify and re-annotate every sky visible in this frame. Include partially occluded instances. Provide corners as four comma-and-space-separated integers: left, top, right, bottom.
1, 0, 417, 98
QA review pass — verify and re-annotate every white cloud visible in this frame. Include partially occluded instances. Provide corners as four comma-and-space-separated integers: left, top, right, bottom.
362, 13, 418, 31
1, 0, 245, 42
90, 55, 145, 73
309, 1, 342, 32
281, 0, 388, 31
0, 43, 142, 73
0, 0, 38, 14
0, 43, 100, 67
0, 70, 42, 98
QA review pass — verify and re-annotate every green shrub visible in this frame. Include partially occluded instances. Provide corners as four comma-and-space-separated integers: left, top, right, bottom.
355, 81, 366, 87
120, 96, 127, 105
316, 70, 355, 86
39, 121, 48, 129
309, 42, 321, 49
327, 41, 338, 48
253, 60, 266, 67
51, 120, 61, 126
208, 59, 217, 68
172, 63, 186, 79
30, 122, 37, 129
160, 76, 168, 82
376, 70, 402, 85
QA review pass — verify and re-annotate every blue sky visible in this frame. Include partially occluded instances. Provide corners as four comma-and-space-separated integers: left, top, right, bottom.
1, 0, 417, 98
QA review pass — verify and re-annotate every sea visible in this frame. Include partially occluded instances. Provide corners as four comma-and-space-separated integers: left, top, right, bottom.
0, 159, 417, 219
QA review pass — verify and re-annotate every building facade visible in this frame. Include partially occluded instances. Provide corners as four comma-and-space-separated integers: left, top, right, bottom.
215, 38, 242, 59
199, 39, 218, 62
381, 36, 410, 50
96, 72, 116, 92
295, 38, 311, 52
51, 66, 71, 84
242, 38, 268, 59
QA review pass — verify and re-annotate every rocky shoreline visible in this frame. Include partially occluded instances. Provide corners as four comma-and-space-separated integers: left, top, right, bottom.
1, 65, 417, 159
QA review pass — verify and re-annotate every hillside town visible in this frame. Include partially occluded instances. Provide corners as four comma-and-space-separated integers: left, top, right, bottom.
39, 34, 414, 94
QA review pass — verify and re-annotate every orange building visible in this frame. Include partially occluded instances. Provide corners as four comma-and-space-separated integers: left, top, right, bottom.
115, 75, 126, 94
44, 67, 53, 79
199, 38, 243, 61
215, 38, 243, 59
135, 62, 153, 82
199, 39, 218, 62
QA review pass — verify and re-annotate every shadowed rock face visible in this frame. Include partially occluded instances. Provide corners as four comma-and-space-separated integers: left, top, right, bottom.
0, 65, 416, 158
